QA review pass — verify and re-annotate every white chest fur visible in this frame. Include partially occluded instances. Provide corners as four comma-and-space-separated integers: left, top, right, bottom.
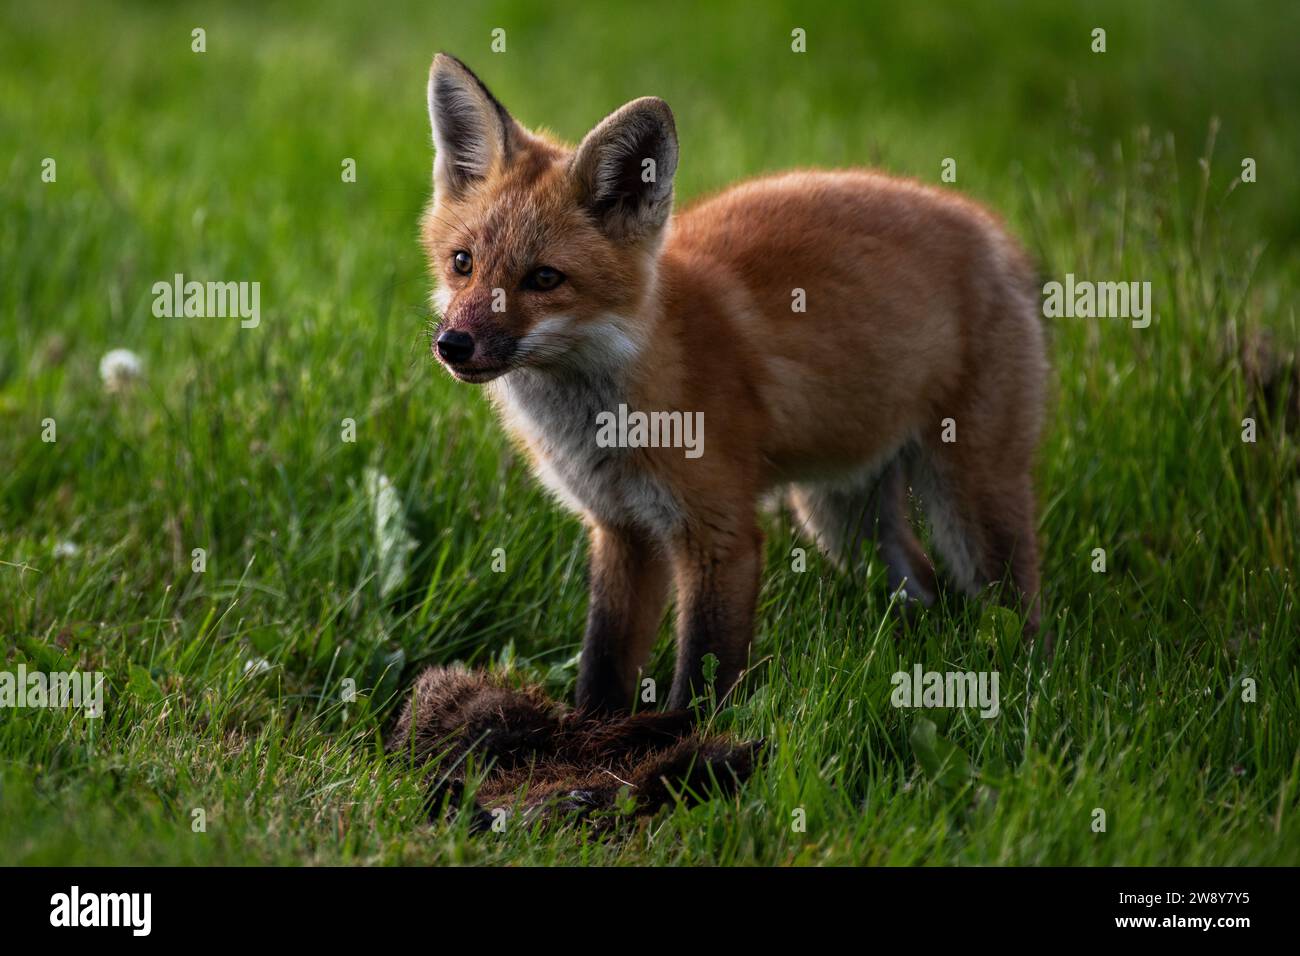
492, 369, 681, 534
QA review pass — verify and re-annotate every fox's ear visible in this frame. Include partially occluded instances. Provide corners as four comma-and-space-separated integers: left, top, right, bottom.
571, 97, 678, 241
427, 53, 520, 197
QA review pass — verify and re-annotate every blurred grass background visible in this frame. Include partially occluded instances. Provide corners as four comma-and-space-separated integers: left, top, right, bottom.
1, 0, 1298, 865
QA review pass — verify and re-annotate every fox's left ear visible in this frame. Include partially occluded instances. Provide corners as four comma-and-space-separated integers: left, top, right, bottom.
571, 97, 678, 241
427, 53, 522, 198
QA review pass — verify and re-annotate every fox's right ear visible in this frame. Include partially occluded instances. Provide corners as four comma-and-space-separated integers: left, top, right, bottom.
571, 97, 678, 241
427, 53, 520, 198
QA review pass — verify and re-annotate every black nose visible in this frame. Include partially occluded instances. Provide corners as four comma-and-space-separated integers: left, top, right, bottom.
436, 329, 475, 365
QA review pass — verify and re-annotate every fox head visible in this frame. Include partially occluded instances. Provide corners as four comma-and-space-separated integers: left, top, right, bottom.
421, 54, 678, 384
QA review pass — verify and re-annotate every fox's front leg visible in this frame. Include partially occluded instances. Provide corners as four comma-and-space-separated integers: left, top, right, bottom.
575, 524, 671, 714
667, 514, 763, 711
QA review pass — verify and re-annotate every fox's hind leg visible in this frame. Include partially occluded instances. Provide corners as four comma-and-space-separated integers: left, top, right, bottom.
907, 243, 1046, 638
911, 441, 1042, 635
788, 457, 937, 608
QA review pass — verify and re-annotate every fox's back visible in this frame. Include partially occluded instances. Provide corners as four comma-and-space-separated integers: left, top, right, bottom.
656, 169, 1042, 482
668, 169, 1031, 339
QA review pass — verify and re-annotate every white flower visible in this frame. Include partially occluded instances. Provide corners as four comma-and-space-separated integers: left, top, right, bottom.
243, 657, 272, 677
53, 540, 80, 558
99, 348, 143, 393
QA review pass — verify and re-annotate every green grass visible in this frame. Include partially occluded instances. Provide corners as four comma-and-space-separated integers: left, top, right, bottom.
2, 0, 1299, 865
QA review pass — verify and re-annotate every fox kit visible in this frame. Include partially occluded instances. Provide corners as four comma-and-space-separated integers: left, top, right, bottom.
421, 54, 1048, 713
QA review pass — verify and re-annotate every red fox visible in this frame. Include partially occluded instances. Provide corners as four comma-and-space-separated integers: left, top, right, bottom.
421, 54, 1048, 713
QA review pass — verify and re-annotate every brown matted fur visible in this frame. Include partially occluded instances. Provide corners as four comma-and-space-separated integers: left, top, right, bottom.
388, 665, 760, 829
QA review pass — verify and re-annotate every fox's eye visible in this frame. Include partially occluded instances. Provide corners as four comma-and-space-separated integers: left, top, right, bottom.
525, 266, 565, 291
452, 251, 473, 276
